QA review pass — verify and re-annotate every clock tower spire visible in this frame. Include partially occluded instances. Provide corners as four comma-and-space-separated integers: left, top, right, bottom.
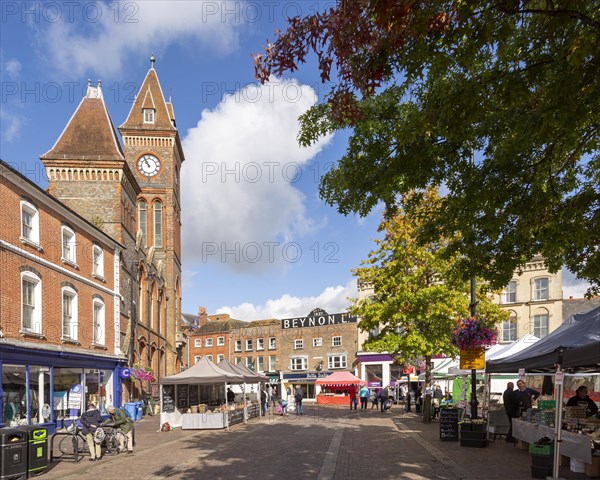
119, 57, 184, 376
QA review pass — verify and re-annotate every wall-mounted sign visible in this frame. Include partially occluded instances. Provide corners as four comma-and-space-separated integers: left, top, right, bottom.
459, 349, 485, 370
281, 308, 357, 329
119, 368, 131, 379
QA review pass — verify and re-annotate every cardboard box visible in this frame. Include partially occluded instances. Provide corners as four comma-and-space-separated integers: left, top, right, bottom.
585, 455, 600, 478
517, 440, 529, 450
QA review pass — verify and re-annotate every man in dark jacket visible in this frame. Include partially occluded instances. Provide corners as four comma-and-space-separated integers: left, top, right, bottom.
104, 406, 134, 453
503, 382, 519, 442
515, 379, 540, 412
80, 403, 103, 461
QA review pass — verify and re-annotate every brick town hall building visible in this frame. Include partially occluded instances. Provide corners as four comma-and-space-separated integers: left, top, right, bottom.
0, 58, 184, 430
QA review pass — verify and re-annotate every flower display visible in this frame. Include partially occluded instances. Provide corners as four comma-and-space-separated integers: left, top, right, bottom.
450, 316, 497, 351
129, 366, 156, 382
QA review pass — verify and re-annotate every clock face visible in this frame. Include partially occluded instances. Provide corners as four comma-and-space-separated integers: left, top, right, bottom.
137, 154, 161, 177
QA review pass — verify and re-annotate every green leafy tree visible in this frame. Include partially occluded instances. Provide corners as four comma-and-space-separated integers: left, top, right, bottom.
349, 191, 507, 416
254, 0, 600, 294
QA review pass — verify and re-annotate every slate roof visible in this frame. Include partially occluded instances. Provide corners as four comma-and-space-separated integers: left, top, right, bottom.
41, 82, 125, 161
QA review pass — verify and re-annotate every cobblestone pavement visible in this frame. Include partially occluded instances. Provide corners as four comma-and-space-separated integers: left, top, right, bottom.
41, 406, 589, 480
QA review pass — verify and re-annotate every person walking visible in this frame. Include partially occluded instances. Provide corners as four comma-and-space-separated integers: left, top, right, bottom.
359, 385, 370, 411
432, 385, 443, 419
380, 386, 389, 412
103, 406, 134, 454
371, 388, 380, 410
295, 386, 304, 415
80, 403, 103, 461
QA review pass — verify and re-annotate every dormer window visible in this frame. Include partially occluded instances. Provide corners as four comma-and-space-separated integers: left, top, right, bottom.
143, 109, 155, 124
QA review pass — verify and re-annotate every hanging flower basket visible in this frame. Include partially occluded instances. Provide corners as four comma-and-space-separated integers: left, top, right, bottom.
450, 316, 497, 351
129, 365, 156, 382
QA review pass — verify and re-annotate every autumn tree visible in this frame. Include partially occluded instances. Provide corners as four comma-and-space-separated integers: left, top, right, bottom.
254, 0, 600, 294
349, 190, 507, 419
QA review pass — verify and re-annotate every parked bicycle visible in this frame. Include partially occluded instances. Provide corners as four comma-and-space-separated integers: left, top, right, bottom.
56, 424, 127, 460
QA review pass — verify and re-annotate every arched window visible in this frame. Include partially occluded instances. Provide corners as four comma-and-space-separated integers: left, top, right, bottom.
138, 200, 147, 247
153, 200, 162, 247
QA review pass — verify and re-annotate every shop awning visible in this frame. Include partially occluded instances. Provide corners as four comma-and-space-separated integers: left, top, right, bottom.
486, 306, 600, 373
160, 356, 244, 385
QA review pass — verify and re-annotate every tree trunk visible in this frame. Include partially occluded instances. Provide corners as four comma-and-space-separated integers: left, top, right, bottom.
422, 355, 432, 423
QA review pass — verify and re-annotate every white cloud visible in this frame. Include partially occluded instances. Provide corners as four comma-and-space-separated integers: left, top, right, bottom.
0, 111, 24, 141
38, 1, 241, 77
562, 267, 592, 299
181, 77, 332, 272
5, 59, 21, 79
216, 280, 357, 321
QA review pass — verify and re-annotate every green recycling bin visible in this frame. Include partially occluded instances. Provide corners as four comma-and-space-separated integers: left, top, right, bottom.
18, 426, 48, 477
0, 428, 27, 480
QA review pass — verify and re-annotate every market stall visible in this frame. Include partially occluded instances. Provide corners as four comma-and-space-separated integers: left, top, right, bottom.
487, 306, 600, 478
218, 359, 267, 423
315, 371, 366, 405
159, 356, 244, 429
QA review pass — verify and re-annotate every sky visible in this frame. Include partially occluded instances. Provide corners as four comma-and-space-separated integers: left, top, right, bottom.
0, 1, 590, 321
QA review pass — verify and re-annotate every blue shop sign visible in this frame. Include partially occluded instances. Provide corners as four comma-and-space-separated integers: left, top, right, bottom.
283, 372, 332, 380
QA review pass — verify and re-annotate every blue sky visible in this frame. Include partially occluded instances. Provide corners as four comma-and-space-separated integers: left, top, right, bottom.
0, 1, 589, 321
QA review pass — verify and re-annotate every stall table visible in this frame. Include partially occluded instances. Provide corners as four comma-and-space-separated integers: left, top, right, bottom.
316, 394, 350, 406
182, 412, 227, 429
512, 419, 593, 464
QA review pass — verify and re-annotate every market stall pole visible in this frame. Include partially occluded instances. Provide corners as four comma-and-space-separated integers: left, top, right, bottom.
551, 359, 565, 480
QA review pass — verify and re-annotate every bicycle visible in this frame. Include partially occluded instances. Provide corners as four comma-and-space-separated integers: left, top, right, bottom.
57, 424, 88, 459
56, 424, 126, 460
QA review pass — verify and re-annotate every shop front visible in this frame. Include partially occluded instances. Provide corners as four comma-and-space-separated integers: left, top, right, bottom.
282, 372, 331, 402
1, 343, 125, 434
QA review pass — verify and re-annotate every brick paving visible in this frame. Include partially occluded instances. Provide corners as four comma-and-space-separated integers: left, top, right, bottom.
39, 406, 590, 480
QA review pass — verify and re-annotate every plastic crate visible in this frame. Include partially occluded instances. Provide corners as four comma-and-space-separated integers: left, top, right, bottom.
537, 400, 556, 409
529, 443, 553, 456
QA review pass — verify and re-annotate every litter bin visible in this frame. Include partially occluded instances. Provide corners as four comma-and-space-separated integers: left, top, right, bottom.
134, 401, 143, 421
123, 402, 137, 421
18, 426, 48, 478
0, 428, 27, 480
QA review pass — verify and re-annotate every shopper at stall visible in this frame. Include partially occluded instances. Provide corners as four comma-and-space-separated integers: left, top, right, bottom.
81, 403, 103, 461
261, 387, 268, 415
295, 386, 304, 415
359, 385, 370, 411
227, 387, 235, 404
371, 388, 380, 410
104, 406, 134, 454
566, 386, 599, 417
348, 384, 358, 410
380, 386, 389, 412
278, 397, 288, 416
503, 382, 519, 442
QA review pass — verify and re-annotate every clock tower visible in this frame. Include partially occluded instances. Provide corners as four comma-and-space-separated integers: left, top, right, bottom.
119, 56, 184, 376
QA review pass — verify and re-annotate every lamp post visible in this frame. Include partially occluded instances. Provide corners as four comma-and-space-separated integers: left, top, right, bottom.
469, 276, 478, 420
468, 148, 478, 421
